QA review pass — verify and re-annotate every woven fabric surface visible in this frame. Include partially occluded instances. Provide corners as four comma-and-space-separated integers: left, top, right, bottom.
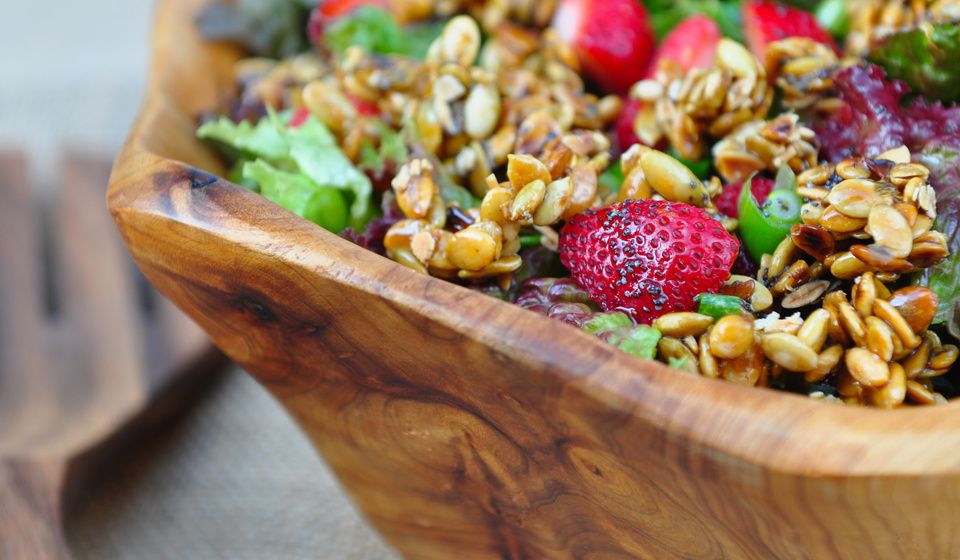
67, 367, 398, 560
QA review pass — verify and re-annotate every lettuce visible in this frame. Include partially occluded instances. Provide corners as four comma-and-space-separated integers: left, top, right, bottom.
870, 22, 960, 103
243, 160, 348, 232
323, 6, 444, 59
197, 111, 372, 226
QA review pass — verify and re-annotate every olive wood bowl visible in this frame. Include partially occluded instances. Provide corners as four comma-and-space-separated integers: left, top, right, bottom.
108, 0, 960, 557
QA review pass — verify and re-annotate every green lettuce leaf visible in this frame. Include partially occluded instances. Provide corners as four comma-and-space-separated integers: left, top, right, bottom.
243, 160, 349, 233
285, 117, 372, 222
197, 116, 291, 162
324, 6, 444, 59
198, 112, 372, 224
870, 22, 960, 102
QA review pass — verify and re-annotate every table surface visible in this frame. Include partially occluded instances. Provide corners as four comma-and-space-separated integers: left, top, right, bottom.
67, 366, 399, 560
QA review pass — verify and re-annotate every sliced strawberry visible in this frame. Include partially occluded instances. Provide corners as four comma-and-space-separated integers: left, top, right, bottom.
743, 0, 835, 59
319, 0, 388, 20
715, 176, 775, 218
613, 99, 643, 152
552, 0, 656, 95
646, 14, 720, 78
290, 107, 311, 128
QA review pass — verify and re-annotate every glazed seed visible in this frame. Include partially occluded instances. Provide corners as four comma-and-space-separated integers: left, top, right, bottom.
699, 332, 720, 379
837, 369, 863, 399
480, 187, 514, 225
929, 345, 959, 371
720, 342, 764, 387
900, 340, 932, 379
889, 162, 929, 184
761, 333, 818, 372
849, 244, 914, 273
447, 222, 501, 271
620, 144, 650, 176
873, 299, 922, 349
533, 178, 573, 226
429, 15, 481, 67
428, 231, 457, 270
653, 312, 714, 338
618, 166, 653, 202
865, 317, 895, 362
508, 179, 547, 223
894, 202, 918, 227
771, 260, 810, 296
797, 164, 831, 186
837, 300, 868, 347
506, 154, 551, 190
912, 215, 933, 238
639, 150, 709, 207
830, 251, 870, 280
878, 146, 911, 164
820, 205, 868, 233
390, 247, 429, 274
768, 237, 797, 280
797, 309, 830, 352
562, 164, 599, 220
888, 286, 938, 334
852, 272, 876, 318
845, 347, 890, 388
826, 179, 884, 218
791, 224, 835, 261
868, 363, 906, 409
708, 316, 755, 359
905, 379, 938, 405
384, 219, 432, 251
463, 83, 500, 139
804, 344, 844, 383
866, 205, 913, 258
782, 279, 830, 309
540, 141, 574, 180
393, 159, 438, 219
835, 158, 871, 179
458, 255, 522, 279
717, 38, 760, 77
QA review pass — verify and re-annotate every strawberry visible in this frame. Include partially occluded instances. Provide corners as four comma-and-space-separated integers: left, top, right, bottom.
743, 0, 835, 59
714, 176, 775, 218
646, 14, 720, 78
613, 99, 643, 152
552, 0, 656, 95
319, 0, 388, 20
290, 107, 311, 127
559, 199, 739, 323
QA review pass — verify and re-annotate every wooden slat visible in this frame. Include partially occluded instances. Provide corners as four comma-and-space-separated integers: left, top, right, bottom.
0, 151, 224, 558
0, 154, 48, 451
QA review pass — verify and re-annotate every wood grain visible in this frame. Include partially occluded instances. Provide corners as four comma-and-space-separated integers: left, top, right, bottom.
0, 153, 223, 559
108, 0, 960, 558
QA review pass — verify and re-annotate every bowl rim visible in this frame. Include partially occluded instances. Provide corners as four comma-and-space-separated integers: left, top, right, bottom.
109, 0, 960, 479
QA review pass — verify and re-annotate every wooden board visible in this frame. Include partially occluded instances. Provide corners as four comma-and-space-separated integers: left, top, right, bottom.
107, 0, 960, 558
0, 153, 224, 559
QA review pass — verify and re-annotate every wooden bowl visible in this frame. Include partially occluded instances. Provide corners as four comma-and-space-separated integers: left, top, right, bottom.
109, 0, 960, 557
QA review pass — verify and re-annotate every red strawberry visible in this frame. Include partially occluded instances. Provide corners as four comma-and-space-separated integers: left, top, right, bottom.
559, 199, 739, 323
613, 99, 643, 152
319, 0, 388, 20
290, 107, 311, 127
743, 0, 834, 59
552, 0, 656, 95
646, 14, 720, 78
714, 176, 775, 218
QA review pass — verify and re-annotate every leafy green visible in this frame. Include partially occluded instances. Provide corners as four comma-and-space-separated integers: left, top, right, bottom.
606, 325, 663, 360
697, 293, 746, 319
599, 161, 625, 194
870, 23, 960, 102
197, 111, 372, 227
358, 122, 408, 177
643, 0, 744, 43
582, 312, 634, 334
197, 117, 291, 162
737, 166, 803, 262
243, 160, 349, 232
196, 0, 312, 58
324, 6, 443, 59
815, 0, 850, 38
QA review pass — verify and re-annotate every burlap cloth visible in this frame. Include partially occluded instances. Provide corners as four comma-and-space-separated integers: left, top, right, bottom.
67, 367, 399, 560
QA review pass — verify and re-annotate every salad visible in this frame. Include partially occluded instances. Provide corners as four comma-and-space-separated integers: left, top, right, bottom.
196, 0, 960, 407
